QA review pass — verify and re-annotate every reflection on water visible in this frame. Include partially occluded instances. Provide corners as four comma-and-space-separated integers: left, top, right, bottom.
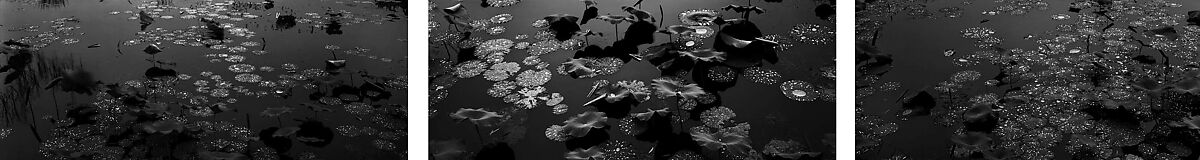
429, 0, 835, 159
1, 0, 405, 159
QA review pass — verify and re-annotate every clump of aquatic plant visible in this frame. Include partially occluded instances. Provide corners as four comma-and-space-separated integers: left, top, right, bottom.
562, 111, 608, 138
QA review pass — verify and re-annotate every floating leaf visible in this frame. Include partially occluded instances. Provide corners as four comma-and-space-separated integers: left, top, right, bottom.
690, 127, 751, 155
679, 9, 719, 26
143, 44, 163, 55
563, 111, 608, 137
450, 108, 507, 127
259, 127, 293, 152
564, 147, 605, 160
762, 139, 821, 159
431, 140, 468, 160
651, 78, 706, 99
142, 119, 182, 134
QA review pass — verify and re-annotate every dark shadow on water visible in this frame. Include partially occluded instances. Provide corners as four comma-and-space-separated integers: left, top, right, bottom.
649, 132, 701, 160
633, 113, 674, 142
325, 20, 344, 35
590, 97, 637, 119
296, 119, 335, 147
275, 14, 297, 30
456, 47, 480, 63
143, 67, 178, 79
474, 142, 516, 160
259, 127, 295, 153
563, 127, 610, 150
202, 18, 226, 40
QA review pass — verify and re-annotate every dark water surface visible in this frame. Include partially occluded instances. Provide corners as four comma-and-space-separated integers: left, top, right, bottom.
1, 0, 405, 159
429, 0, 834, 159
858, 0, 1200, 159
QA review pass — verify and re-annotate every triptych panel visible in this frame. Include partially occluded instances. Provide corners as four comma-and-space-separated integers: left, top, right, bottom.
6, 0, 1192, 159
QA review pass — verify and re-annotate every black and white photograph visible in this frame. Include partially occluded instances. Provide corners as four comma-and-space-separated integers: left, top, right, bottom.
857, 0, 1200, 159
0, 0, 406, 159
427, 0, 836, 159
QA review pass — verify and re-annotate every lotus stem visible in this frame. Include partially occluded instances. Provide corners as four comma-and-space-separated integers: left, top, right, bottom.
473, 124, 484, 144
586, 84, 601, 96
582, 95, 607, 107
658, 4, 664, 27
489, 128, 502, 135
115, 41, 123, 56
673, 97, 689, 130
443, 42, 452, 59
26, 88, 34, 125
50, 91, 60, 118
614, 24, 620, 40
28, 123, 42, 143
245, 113, 252, 128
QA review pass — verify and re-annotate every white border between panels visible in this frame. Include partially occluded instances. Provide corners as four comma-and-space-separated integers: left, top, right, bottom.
407, 0, 429, 159
835, 1, 854, 160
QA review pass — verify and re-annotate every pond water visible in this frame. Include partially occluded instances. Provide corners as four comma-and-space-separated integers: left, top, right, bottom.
427, 0, 835, 159
0, 0, 406, 159
858, 0, 1200, 159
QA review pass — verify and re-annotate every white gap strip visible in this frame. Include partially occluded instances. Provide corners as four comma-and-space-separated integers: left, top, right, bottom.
835, 1, 855, 160
406, 0, 430, 159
